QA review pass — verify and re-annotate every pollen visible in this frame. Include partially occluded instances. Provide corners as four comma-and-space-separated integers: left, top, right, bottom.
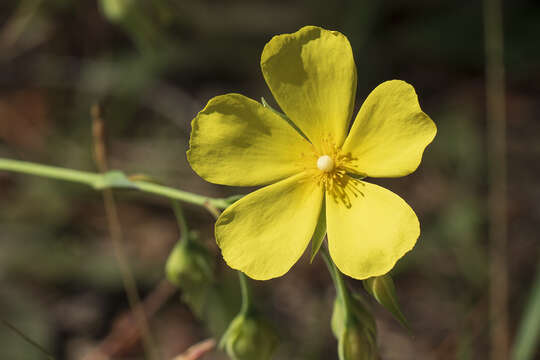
307, 141, 361, 207
317, 155, 334, 172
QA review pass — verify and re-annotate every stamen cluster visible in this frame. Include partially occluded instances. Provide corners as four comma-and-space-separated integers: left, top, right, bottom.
302, 136, 361, 207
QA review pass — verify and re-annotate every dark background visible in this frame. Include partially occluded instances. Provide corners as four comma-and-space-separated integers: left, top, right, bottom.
0, 0, 539, 359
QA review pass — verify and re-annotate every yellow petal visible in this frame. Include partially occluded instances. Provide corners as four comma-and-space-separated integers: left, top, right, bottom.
187, 93, 313, 186
326, 179, 419, 279
342, 80, 437, 178
261, 26, 357, 150
216, 172, 323, 280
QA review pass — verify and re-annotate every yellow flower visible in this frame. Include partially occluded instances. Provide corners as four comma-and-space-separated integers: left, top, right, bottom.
187, 26, 436, 280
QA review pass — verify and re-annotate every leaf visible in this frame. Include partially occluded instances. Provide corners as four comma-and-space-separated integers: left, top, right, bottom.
511, 264, 540, 360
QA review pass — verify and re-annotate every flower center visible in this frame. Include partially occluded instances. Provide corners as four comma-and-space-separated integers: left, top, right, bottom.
317, 155, 334, 172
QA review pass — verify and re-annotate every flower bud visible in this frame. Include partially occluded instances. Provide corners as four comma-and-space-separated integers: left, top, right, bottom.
331, 297, 346, 338
338, 322, 377, 360
363, 274, 409, 330
332, 294, 377, 360
220, 312, 279, 360
165, 234, 214, 288
98, 0, 134, 22
332, 294, 376, 339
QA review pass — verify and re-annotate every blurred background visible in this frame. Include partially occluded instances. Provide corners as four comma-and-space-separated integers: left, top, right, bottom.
0, 0, 539, 359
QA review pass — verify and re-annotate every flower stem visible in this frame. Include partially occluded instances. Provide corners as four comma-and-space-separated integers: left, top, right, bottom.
238, 272, 253, 315
321, 247, 351, 319
0, 158, 99, 185
171, 200, 190, 242
0, 158, 233, 209
135, 180, 230, 209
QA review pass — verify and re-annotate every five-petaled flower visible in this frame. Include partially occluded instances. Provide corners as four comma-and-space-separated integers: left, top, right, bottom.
187, 26, 437, 280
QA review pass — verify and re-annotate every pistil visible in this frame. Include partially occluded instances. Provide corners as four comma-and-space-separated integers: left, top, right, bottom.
317, 155, 335, 172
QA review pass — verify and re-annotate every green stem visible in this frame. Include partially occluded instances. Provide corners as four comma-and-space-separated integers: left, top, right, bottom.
171, 200, 190, 241
135, 180, 230, 209
321, 247, 351, 318
0, 158, 232, 209
0, 158, 100, 185
238, 272, 253, 315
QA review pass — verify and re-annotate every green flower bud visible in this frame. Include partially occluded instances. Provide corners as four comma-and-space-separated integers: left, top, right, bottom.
332, 293, 377, 360
220, 312, 279, 360
165, 234, 214, 288
363, 274, 409, 330
98, 0, 134, 22
331, 297, 346, 338
332, 294, 376, 339
338, 322, 377, 360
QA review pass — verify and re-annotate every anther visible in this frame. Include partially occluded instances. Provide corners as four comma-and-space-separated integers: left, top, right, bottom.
317, 155, 334, 172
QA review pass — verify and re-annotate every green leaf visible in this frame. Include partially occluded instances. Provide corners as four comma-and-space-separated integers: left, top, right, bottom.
310, 200, 327, 263
1, 319, 55, 360
92, 170, 138, 190
363, 274, 410, 331
511, 264, 540, 360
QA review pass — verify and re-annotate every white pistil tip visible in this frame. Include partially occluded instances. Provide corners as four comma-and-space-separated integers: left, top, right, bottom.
317, 155, 334, 172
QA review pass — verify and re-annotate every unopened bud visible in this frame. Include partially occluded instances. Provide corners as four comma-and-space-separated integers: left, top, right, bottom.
165, 234, 214, 288
332, 293, 377, 360
332, 294, 376, 339
331, 297, 346, 339
338, 321, 377, 360
363, 274, 409, 330
220, 312, 279, 360
98, 0, 134, 22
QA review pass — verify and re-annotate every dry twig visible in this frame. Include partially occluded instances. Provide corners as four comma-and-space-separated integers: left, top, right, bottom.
90, 104, 160, 360
171, 338, 216, 360
483, 0, 509, 359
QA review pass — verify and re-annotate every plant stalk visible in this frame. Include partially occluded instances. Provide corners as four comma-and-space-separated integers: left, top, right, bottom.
238, 272, 253, 315
321, 247, 351, 319
0, 158, 232, 210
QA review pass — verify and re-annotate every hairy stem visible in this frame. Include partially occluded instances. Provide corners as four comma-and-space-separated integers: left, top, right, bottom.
0, 158, 232, 210
0, 158, 99, 185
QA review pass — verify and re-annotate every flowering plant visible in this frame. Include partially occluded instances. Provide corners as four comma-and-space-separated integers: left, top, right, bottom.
188, 26, 437, 280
